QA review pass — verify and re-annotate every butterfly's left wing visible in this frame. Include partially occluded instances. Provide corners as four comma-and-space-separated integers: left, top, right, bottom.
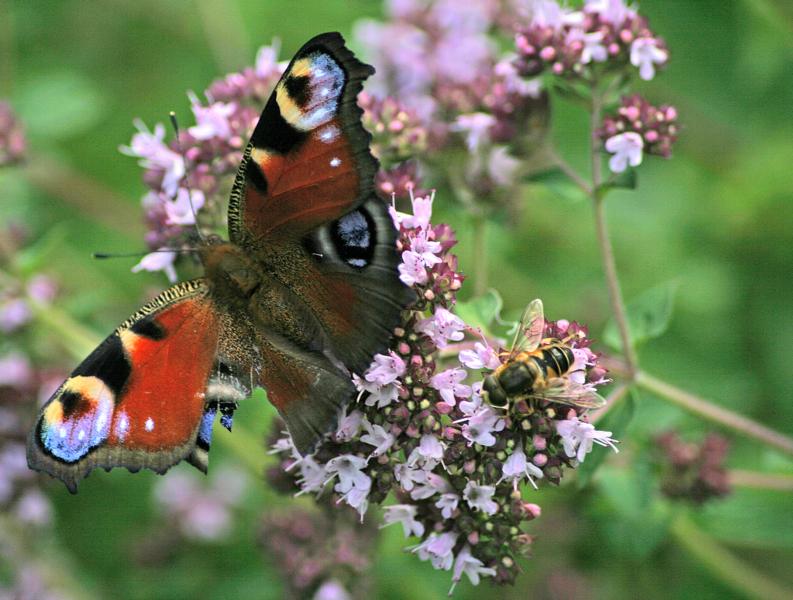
226, 33, 412, 452
27, 280, 252, 493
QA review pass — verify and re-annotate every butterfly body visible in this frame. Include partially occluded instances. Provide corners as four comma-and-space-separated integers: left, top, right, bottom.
28, 33, 411, 493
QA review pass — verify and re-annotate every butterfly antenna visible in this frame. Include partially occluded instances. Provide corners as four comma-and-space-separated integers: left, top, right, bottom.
93, 248, 198, 260
169, 111, 205, 243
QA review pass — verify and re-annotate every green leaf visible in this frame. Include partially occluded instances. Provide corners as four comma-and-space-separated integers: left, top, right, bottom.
454, 289, 503, 336
599, 167, 638, 192
603, 281, 678, 351
524, 166, 588, 203
15, 71, 107, 139
13, 224, 70, 275
576, 387, 637, 489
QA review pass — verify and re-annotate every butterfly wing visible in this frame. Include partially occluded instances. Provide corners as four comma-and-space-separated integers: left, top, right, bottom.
27, 280, 251, 493
226, 32, 411, 452
228, 32, 378, 243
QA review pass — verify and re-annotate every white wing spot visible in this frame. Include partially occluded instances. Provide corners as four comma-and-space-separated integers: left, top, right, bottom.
145, 417, 155, 432
330, 157, 342, 167
59, 427, 67, 438
78, 430, 85, 441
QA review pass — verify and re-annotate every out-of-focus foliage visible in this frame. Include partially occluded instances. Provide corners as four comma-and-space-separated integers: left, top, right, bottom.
1, 1, 792, 598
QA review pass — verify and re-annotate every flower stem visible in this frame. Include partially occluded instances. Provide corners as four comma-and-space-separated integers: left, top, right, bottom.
634, 369, 793, 457
548, 148, 592, 196
670, 513, 793, 600
589, 89, 638, 376
728, 470, 793, 492
589, 382, 630, 424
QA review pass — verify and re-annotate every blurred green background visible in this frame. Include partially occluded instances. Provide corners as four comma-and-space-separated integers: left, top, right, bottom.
1, 0, 792, 598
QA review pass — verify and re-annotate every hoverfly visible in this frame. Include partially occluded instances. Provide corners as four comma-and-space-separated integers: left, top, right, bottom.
482, 299, 606, 411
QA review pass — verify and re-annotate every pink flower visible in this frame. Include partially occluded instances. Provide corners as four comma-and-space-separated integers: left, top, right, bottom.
630, 37, 668, 81
131, 249, 178, 282
364, 351, 406, 386
430, 368, 472, 406
450, 544, 497, 593
499, 447, 544, 489
463, 481, 498, 515
605, 131, 643, 173
460, 406, 505, 447
556, 416, 619, 462
452, 112, 496, 152
163, 188, 206, 226
335, 409, 364, 442
458, 341, 501, 370
416, 308, 466, 348
381, 504, 425, 538
399, 249, 440, 286
360, 420, 396, 457
412, 531, 458, 571
435, 493, 459, 519
584, 0, 635, 25
0, 353, 33, 388
0, 299, 31, 333
188, 93, 237, 141
119, 119, 185, 196
390, 192, 434, 230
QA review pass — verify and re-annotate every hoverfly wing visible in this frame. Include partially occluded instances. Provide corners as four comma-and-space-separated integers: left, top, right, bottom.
533, 379, 607, 410
508, 298, 545, 360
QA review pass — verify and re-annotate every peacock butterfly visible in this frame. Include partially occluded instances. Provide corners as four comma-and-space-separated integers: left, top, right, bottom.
27, 32, 413, 493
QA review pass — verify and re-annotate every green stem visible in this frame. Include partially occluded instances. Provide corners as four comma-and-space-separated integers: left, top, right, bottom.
728, 470, 793, 492
632, 368, 793, 457
671, 513, 793, 600
589, 88, 638, 376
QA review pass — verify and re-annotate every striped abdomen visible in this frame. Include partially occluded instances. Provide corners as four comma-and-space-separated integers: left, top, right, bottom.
486, 343, 575, 403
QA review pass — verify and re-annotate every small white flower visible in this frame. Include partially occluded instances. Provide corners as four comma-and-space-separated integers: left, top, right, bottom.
459, 405, 505, 447
499, 447, 544, 490
449, 544, 497, 594
556, 416, 619, 462
585, 0, 635, 25
452, 112, 496, 152
389, 191, 434, 230
119, 119, 185, 196
188, 93, 236, 141
435, 493, 459, 519
163, 188, 205, 226
360, 420, 395, 457
394, 462, 428, 492
416, 308, 466, 349
605, 131, 644, 173
458, 342, 500, 370
381, 504, 425, 538
353, 374, 399, 408
325, 454, 369, 493
630, 37, 668, 81
412, 531, 458, 571
335, 409, 364, 442
255, 40, 281, 78
132, 249, 177, 282
364, 351, 406, 386
410, 472, 451, 500
295, 456, 327, 496
430, 368, 472, 406
463, 481, 498, 515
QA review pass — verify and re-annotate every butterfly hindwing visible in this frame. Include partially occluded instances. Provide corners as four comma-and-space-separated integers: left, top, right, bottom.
27, 280, 230, 492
